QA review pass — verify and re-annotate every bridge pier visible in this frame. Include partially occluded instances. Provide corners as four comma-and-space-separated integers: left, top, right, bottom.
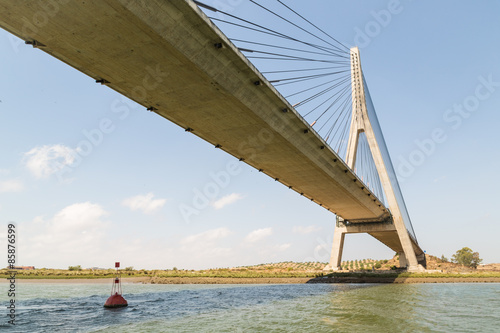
324, 223, 346, 271
324, 218, 425, 271
393, 215, 425, 271
398, 251, 408, 267
323, 47, 426, 273
324, 217, 425, 272
323, 216, 426, 271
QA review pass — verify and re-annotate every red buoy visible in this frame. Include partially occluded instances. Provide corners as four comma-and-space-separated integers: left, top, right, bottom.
104, 262, 128, 308
104, 292, 128, 308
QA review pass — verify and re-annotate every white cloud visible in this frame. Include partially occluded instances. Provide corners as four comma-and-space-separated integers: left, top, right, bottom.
122, 193, 167, 214
23, 144, 77, 179
179, 228, 233, 262
20, 203, 180, 269
292, 225, 322, 234
20, 207, 241, 270
275, 243, 291, 252
0, 179, 24, 193
244, 227, 273, 243
212, 193, 243, 210
180, 227, 232, 245
50, 202, 107, 233
33, 216, 45, 224
23, 202, 110, 266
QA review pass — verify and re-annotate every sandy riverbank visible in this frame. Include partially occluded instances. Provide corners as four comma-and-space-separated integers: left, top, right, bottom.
149, 277, 312, 284
4, 277, 312, 284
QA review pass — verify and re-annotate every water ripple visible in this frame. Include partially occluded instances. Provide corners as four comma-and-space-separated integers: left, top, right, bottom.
4, 283, 500, 332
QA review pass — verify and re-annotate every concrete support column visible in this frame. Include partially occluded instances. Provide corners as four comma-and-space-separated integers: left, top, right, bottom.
398, 251, 408, 268
416, 252, 426, 265
326, 224, 346, 271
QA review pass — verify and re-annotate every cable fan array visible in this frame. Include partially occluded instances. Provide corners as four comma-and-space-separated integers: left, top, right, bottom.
354, 132, 387, 207
194, 0, 387, 204
195, 0, 353, 155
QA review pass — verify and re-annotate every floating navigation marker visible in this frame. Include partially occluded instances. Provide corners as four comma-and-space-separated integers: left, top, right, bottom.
104, 262, 128, 308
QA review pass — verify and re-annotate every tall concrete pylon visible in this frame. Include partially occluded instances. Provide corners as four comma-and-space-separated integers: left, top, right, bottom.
325, 47, 425, 272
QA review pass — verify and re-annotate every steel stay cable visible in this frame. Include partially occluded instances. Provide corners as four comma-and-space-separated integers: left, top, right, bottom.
273, 69, 348, 86
303, 83, 351, 122
324, 97, 351, 139
285, 74, 350, 98
207, 15, 346, 56
336, 113, 352, 154
263, 66, 348, 75
312, 84, 352, 122
267, 70, 349, 83
276, 0, 350, 51
320, 92, 351, 134
329, 102, 352, 149
296, 77, 351, 108
249, 0, 348, 54
246, 55, 349, 65
239, 48, 343, 62
231, 39, 348, 58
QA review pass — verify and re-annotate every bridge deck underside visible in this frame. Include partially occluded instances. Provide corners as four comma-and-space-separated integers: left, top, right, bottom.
369, 231, 403, 253
369, 232, 424, 260
0, 0, 392, 222
341, 221, 422, 256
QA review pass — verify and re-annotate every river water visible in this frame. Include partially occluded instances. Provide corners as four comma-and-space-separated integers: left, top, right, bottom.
1, 282, 499, 332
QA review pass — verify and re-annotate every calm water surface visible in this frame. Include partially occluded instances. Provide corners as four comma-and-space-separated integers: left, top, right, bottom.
1, 282, 499, 332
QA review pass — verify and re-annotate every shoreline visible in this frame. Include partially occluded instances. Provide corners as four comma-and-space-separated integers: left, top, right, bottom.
3, 276, 500, 284
2, 277, 150, 284
307, 277, 500, 284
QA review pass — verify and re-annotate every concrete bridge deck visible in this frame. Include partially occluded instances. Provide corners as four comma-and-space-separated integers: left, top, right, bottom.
0, 0, 391, 222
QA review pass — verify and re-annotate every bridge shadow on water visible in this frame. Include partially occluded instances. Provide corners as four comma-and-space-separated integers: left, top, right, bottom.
306, 270, 411, 284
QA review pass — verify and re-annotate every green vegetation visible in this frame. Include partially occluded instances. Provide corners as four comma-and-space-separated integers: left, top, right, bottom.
3, 267, 500, 280
338, 258, 393, 271
0, 268, 118, 279
0, 263, 327, 280
3, 254, 494, 281
451, 247, 482, 268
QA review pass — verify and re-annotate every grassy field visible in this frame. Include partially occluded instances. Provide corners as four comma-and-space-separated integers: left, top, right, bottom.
3, 267, 500, 280
0, 267, 324, 279
3, 256, 499, 280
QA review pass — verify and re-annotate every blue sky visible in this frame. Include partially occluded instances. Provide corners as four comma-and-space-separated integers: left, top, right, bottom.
1, 0, 499, 269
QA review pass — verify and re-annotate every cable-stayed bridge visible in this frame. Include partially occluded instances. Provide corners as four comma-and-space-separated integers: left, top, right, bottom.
0, 0, 426, 271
